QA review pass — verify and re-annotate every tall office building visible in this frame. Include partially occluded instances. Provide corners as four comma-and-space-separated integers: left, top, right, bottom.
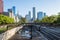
0, 0, 3, 14
25, 11, 31, 22
44, 13, 46, 17
37, 12, 44, 20
25, 15, 30, 22
8, 9, 14, 18
29, 11, 31, 20
33, 7, 36, 21
8, 9, 16, 22
12, 6, 16, 16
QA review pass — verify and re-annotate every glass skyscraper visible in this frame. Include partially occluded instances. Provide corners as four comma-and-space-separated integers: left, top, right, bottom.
12, 6, 16, 16
33, 7, 36, 21
25, 11, 31, 22
25, 15, 30, 22
44, 13, 46, 17
29, 11, 31, 20
37, 12, 44, 20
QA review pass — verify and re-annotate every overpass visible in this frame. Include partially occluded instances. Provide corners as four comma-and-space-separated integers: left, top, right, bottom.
21, 23, 53, 26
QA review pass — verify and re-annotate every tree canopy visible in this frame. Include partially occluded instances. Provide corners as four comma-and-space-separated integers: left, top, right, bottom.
19, 17, 26, 24
34, 13, 60, 24
0, 15, 14, 24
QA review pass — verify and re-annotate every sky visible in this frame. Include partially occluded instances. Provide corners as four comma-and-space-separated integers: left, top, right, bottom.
3, 0, 60, 17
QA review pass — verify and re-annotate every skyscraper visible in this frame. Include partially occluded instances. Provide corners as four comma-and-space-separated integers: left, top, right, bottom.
37, 12, 44, 20
29, 11, 31, 20
44, 13, 46, 17
8, 9, 13, 18
33, 7, 36, 21
25, 11, 31, 22
12, 6, 16, 16
25, 15, 30, 22
0, 0, 3, 14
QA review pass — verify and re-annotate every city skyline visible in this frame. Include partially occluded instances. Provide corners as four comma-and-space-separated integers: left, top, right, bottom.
4, 0, 60, 17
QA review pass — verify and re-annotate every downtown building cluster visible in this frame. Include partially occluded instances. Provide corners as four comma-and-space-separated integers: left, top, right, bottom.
25, 7, 46, 23
0, 0, 20, 23
0, 0, 46, 23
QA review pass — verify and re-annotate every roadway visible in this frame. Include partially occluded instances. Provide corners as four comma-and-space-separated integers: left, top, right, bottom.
40, 26, 60, 40
8, 25, 60, 40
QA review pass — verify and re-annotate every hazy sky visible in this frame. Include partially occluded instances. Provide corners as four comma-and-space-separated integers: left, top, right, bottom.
3, 0, 60, 17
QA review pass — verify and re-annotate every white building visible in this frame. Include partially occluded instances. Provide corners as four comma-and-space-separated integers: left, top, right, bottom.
8, 9, 19, 23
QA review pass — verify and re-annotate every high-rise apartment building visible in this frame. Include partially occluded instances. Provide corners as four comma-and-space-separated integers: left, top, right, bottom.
0, 0, 3, 14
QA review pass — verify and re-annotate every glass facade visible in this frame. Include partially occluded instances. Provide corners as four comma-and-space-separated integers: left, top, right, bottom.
37, 12, 44, 20
12, 6, 16, 16
33, 7, 36, 21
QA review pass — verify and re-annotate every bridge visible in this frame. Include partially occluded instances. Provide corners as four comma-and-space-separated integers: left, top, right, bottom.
21, 23, 53, 25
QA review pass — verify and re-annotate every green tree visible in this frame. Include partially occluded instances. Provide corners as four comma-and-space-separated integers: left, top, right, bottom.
19, 17, 26, 24
0, 15, 14, 24
34, 19, 41, 23
40, 16, 56, 23
54, 13, 60, 23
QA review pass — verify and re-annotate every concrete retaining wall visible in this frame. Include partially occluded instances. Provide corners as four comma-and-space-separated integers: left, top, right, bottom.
0, 25, 7, 28
2, 26, 23, 40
